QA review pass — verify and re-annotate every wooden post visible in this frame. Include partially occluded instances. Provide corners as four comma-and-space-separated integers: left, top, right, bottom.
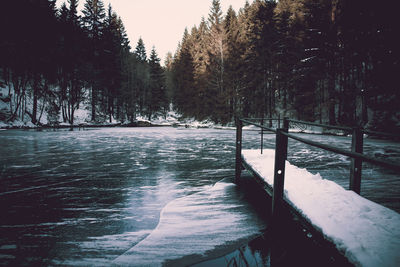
261, 118, 264, 154
235, 119, 243, 184
271, 128, 288, 224
283, 117, 289, 131
349, 127, 363, 194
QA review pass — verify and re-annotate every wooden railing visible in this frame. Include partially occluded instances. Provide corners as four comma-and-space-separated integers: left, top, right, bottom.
235, 117, 400, 221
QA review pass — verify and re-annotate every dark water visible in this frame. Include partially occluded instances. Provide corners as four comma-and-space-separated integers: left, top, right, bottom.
0, 127, 398, 266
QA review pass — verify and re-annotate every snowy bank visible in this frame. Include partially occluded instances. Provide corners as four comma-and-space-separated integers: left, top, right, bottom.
0, 105, 234, 130
242, 149, 400, 267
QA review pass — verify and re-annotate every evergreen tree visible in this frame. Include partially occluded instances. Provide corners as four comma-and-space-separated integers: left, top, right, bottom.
148, 47, 167, 119
172, 29, 196, 116
206, 0, 229, 122
27, 0, 59, 124
133, 38, 150, 113
273, 0, 306, 120
56, 0, 88, 125
135, 38, 147, 62
300, 0, 337, 124
164, 52, 175, 107
100, 4, 130, 122
68, 0, 79, 26
224, 6, 246, 119
120, 52, 139, 122
1, 0, 398, 132
82, 0, 106, 122
189, 18, 210, 119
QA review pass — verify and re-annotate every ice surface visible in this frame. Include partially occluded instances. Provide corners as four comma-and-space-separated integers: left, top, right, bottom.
242, 149, 400, 267
1, 128, 398, 265
0, 128, 257, 265
113, 180, 266, 266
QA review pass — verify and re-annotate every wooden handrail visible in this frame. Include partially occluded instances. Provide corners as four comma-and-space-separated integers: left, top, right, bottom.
281, 131, 400, 172
236, 117, 400, 229
287, 119, 353, 131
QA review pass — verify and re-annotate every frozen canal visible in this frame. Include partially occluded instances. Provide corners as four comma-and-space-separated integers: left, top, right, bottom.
0, 127, 399, 265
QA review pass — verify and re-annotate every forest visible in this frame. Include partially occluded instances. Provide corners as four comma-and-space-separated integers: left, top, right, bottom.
0, 0, 399, 133
171, 0, 399, 132
0, 0, 167, 125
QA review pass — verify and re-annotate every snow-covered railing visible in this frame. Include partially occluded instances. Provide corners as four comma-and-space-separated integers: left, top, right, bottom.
235, 117, 400, 223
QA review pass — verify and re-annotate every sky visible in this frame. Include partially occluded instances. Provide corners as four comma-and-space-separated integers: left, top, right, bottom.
57, 0, 249, 64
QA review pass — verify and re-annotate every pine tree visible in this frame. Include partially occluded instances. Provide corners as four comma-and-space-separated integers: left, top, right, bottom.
0, 0, 32, 122
28, 0, 59, 124
82, 0, 106, 37
148, 47, 167, 119
133, 38, 150, 114
135, 38, 147, 62
101, 4, 120, 122
300, 0, 337, 124
192, 18, 211, 119
56, 0, 88, 125
206, 0, 228, 122
207, 0, 225, 92
224, 6, 245, 120
82, 0, 106, 122
68, 0, 79, 26
164, 52, 175, 107
172, 29, 195, 116
120, 52, 140, 122
273, 0, 306, 120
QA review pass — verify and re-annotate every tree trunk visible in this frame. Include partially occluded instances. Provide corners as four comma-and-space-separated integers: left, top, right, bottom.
108, 95, 113, 123
32, 74, 39, 124
91, 86, 96, 122
38, 99, 46, 124
70, 108, 75, 126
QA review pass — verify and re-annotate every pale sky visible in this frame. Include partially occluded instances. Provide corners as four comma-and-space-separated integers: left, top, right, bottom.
57, 0, 249, 64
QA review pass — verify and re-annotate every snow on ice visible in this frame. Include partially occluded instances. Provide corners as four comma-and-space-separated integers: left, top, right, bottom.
113, 180, 266, 266
242, 149, 400, 267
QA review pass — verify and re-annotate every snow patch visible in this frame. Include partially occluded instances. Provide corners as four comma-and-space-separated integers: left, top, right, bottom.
113, 181, 266, 266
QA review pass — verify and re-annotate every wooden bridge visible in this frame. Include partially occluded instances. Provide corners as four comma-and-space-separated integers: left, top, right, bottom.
234, 118, 400, 267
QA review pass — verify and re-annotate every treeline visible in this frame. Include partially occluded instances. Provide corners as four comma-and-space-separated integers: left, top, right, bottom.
0, 0, 168, 125
169, 0, 399, 132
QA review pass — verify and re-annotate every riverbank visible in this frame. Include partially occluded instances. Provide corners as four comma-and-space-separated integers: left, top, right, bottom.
0, 113, 236, 130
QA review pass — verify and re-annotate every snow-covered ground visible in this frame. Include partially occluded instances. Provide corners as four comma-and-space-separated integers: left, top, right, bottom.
129, 112, 233, 129
0, 80, 234, 129
0, 94, 232, 129
242, 149, 400, 267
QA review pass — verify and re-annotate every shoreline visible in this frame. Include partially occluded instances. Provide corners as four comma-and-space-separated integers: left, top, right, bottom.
0, 123, 237, 131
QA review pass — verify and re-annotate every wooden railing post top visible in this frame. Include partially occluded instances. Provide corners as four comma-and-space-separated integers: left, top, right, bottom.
283, 118, 289, 131
277, 127, 288, 133
236, 118, 243, 127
